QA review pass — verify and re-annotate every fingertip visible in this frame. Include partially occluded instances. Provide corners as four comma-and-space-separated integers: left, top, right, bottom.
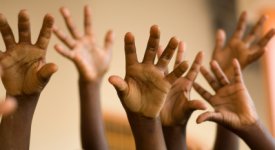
150, 24, 160, 37
18, 9, 29, 18
106, 30, 115, 41
44, 13, 55, 24
124, 32, 134, 44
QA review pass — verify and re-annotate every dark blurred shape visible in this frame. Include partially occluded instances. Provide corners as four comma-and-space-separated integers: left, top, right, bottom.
208, 0, 237, 38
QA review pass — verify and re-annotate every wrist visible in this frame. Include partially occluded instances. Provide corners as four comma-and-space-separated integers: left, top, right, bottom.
79, 76, 103, 85
7, 94, 40, 113
236, 120, 275, 149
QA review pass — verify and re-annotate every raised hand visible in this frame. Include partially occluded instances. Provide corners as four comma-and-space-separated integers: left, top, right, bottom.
212, 12, 275, 76
0, 10, 57, 150
0, 10, 57, 96
160, 42, 206, 126
54, 5, 114, 82
193, 59, 258, 130
109, 25, 188, 118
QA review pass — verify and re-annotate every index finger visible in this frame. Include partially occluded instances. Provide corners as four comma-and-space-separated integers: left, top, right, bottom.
35, 14, 54, 49
185, 51, 204, 81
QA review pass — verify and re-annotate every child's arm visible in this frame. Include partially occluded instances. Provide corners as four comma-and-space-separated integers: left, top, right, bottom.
211, 12, 275, 150
109, 25, 188, 150
194, 59, 275, 150
53, 5, 114, 150
159, 42, 206, 150
0, 10, 57, 149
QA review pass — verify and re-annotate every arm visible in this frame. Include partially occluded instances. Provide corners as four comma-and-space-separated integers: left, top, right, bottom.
0, 10, 57, 149
159, 42, 206, 150
109, 25, 189, 150
53, 5, 114, 150
193, 59, 275, 149
211, 12, 275, 150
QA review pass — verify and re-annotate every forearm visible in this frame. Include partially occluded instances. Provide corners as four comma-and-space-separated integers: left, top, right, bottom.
127, 112, 166, 150
0, 94, 39, 150
162, 126, 186, 150
214, 125, 239, 150
79, 79, 108, 150
237, 121, 275, 150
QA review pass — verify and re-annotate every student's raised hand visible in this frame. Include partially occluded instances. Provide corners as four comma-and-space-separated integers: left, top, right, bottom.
109, 25, 188, 118
212, 12, 275, 76
160, 42, 206, 126
54, 5, 114, 82
193, 59, 258, 130
0, 10, 57, 96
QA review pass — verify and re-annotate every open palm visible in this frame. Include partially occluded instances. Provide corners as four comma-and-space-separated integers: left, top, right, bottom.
212, 12, 275, 76
109, 26, 188, 118
194, 60, 258, 130
160, 43, 206, 126
54, 5, 114, 82
0, 10, 57, 96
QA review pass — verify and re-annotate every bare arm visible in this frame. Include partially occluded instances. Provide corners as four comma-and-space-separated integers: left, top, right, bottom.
54, 5, 114, 150
0, 10, 57, 149
159, 42, 206, 150
211, 12, 275, 150
194, 59, 275, 150
109, 25, 189, 150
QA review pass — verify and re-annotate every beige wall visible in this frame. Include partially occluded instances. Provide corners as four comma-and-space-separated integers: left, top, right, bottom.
0, 0, 273, 149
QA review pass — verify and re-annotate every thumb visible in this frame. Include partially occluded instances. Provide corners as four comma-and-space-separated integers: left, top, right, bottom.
108, 75, 128, 97
196, 111, 223, 124
37, 63, 58, 82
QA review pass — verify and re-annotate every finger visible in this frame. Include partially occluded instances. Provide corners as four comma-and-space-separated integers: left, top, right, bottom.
53, 26, 76, 49
124, 32, 138, 67
108, 75, 128, 96
244, 15, 267, 44
142, 25, 160, 64
200, 66, 220, 91
84, 5, 93, 35
232, 59, 244, 83
18, 10, 31, 43
60, 7, 82, 39
193, 82, 213, 102
0, 98, 17, 115
35, 14, 54, 49
232, 11, 247, 39
257, 28, 275, 47
185, 51, 204, 82
156, 37, 179, 70
196, 111, 223, 124
54, 44, 74, 59
174, 41, 185, 69
0, 13, 16, 49
165, 61, 188, 84
213, 29, 226, 53
37, 63, 58, 82
156, 45, 164, 59
187, 100, 207, 112
210, 60, 229, 86
104, 30, 114, 52
156, 45, 169, 75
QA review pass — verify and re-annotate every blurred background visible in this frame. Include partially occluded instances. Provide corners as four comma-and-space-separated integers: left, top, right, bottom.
0, 0, 275, 149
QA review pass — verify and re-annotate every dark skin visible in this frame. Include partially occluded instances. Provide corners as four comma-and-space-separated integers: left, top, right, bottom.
109, 25, 189, 150
212, 12, 275, 150
194, 59, 275, 150
54, 5, 114, 150
0, 10, 57, 150
159, 42, 206, 150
